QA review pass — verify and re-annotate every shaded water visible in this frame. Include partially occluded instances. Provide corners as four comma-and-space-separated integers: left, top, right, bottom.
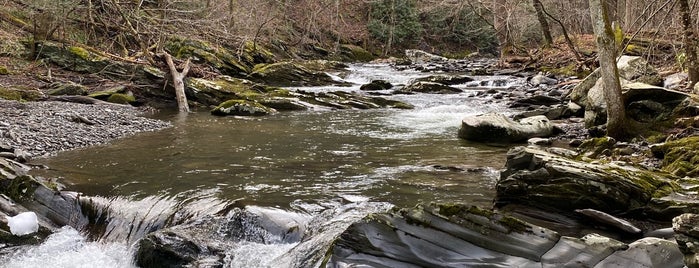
9, 64, 525, 267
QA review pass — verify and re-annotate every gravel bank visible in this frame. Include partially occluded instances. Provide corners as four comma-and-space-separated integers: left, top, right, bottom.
0, 100, 171, 159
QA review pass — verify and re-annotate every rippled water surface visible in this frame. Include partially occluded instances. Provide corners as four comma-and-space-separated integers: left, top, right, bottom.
17, 63, 525, 267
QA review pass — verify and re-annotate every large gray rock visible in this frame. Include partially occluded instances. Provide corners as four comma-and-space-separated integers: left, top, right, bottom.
570, 55, 662, 107
458, 113, 555, 143
404, 49, 447, 63
584, 81, 689, 127
496, 145, 697, 222
616, 55, 663, 86
673, 213, 699, 267
328, 203, 685, 268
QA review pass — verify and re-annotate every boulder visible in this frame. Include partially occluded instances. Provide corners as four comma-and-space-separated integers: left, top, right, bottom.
336, 44, 375, 62
665, 73, 688, 90
211, 100, 276, 116
397, 81, 462, 94
673, 213, 699, 267
570, 56, 662, 107
530, 74, 558, 86
458, 113, 555, 143
248, 61, 336, 87
413, 75, 474, 85
47, 81, 88, 96
360, 80, 393, 91
616, 55, 663, 86
404, 49, 447, 63
327, 203, 684, 267
136, 206, 308, 267
510, 95, 562, 107
584, 81, 689, 127
496, 145, 699, 222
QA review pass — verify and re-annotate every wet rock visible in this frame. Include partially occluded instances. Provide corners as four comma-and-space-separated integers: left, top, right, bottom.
594, 237, 684, 268
511, 95, 562, 107
335, 44, 375, 62
413, 75, 473, 85
575, 208, 642, 235
328, 203, 684, 267
211, 100, 276, 116
359, 80, 393, 91
458, 113, 555, 143
396, 81, 462, 94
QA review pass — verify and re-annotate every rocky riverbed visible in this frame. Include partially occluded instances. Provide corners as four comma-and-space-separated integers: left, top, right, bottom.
0, 99, 171, 159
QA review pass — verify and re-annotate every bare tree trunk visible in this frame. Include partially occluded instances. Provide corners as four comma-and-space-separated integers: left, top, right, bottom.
163, 52, 191, 113
493, 0, 510, 58
679, 0, 699, 90
532, 0, 553, 47
589, 0, 628, 140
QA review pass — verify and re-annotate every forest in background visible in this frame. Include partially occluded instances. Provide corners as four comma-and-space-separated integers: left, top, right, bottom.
0, 0, 695, 61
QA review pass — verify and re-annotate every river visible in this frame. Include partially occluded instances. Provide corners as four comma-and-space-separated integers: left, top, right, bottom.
3, 63, 526, 267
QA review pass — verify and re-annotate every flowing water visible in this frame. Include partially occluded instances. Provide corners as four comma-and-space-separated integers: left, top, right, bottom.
4, 63, 527, 267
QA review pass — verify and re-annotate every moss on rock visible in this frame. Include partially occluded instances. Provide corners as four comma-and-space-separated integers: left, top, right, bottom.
107, 93, 136, 104
211, 99, 275, 116
249, 61, 336, 87
654, 136, 699, 177
0, 66, 9, 75
165, 37, 250, 76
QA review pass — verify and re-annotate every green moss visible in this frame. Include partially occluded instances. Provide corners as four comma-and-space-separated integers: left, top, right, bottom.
106, 93, 135, 104
211, 99, 274, 116
340, 44, 375, 62
540, 63, 589, 78
657, 136, 699, 177
2, 175, 40, 201
0, 66, 8, 75
437, 203, 470, 217
496, 215, 530, 233
0, 87, 21, 100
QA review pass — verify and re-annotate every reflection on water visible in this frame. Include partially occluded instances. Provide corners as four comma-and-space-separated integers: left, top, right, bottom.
34, 107, 509, 209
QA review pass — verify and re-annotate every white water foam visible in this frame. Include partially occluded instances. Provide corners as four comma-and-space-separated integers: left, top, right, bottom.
0, 226, 135, 268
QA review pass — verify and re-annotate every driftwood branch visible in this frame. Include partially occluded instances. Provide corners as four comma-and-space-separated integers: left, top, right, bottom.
162, 52, 191, 112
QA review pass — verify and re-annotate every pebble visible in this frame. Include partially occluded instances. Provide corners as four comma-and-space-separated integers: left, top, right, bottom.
0, 100, 171, 158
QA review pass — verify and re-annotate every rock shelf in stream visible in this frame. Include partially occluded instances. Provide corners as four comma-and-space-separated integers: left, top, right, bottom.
326, 203, 685, 267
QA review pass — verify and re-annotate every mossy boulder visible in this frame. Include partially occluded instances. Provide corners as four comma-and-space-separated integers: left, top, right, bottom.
336, 44, 375, 62
165, 37, 250, 76
186, 76, 277, 106
211, 99, 276, 116
497, 146, 689, 221
248, 61, 337, 87
36, 42, 137, 79
106, 93, 136, 104
0, 86, 44, 101
652, 136, 699, 177
47, 81, 89, 96
88, 86, 131, 101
